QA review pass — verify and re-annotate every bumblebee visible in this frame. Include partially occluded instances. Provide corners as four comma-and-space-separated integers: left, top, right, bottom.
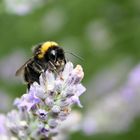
16, 41, 66, 89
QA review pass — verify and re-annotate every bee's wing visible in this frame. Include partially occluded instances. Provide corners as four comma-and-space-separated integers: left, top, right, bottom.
15, 58, 33, 76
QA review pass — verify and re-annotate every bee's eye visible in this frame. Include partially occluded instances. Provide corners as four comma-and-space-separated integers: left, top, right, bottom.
49, 50, 56, 61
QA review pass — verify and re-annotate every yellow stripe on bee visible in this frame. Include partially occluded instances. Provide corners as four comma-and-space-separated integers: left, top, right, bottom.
38, 41, 58, 59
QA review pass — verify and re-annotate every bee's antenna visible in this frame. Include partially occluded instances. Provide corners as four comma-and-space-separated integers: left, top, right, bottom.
65, 51, 84, 61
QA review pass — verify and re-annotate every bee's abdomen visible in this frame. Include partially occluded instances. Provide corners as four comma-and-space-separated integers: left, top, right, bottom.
24, 61, 43, 87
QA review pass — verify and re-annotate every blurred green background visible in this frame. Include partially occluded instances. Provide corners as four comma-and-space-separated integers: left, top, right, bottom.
0, 0, 140, 140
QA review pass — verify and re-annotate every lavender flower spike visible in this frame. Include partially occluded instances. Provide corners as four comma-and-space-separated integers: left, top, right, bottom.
0, 61, 86, 140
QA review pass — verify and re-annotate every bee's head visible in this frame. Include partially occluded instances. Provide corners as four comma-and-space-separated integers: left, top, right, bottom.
34, 41, 66, 71
44, 45, 66, 71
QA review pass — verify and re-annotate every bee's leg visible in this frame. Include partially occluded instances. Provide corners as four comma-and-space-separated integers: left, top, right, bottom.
48, 61, 58, 74
27, 83, 30, 90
